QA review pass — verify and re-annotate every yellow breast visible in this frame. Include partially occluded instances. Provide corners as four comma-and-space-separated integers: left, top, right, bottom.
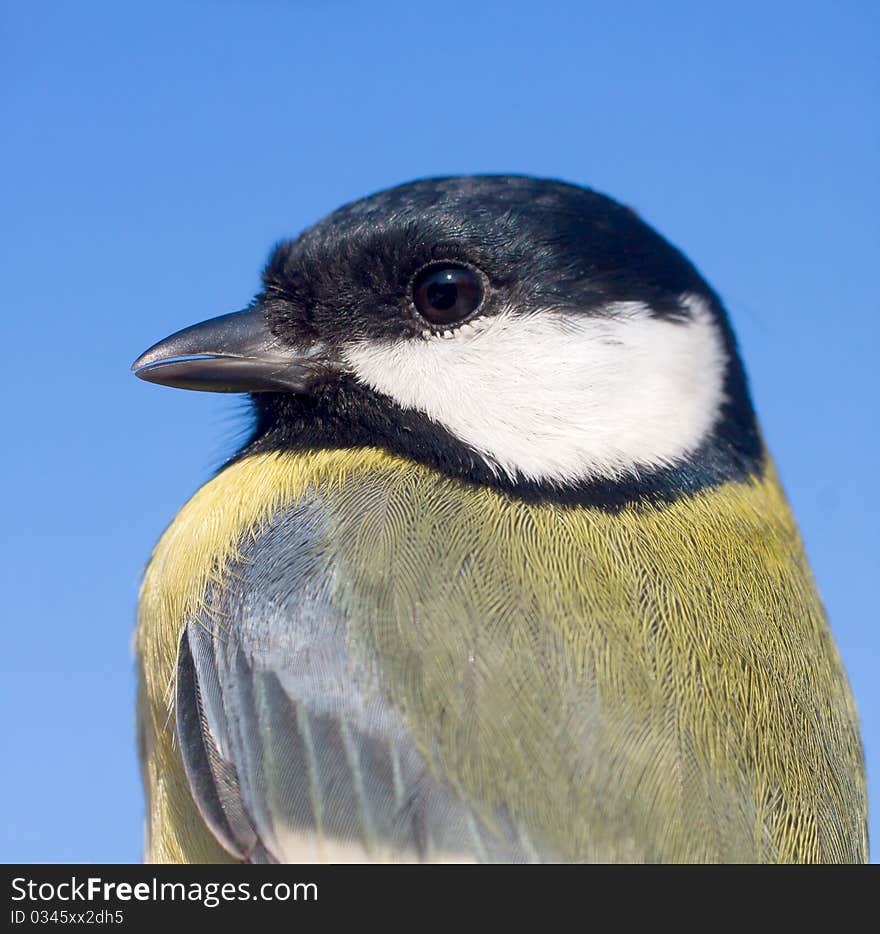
137, 448, 867, 862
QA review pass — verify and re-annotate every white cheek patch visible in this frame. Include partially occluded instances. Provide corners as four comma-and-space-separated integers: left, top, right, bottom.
342, 293, 727, 485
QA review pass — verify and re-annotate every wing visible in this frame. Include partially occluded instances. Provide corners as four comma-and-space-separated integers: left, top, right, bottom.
174, 496, 532, 864
171, 460, 867, 864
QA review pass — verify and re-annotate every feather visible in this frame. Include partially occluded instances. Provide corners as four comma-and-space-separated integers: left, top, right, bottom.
137, 448, 867, 863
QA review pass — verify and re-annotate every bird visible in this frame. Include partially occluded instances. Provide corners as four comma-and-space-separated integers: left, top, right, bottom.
132, 175, 867, 863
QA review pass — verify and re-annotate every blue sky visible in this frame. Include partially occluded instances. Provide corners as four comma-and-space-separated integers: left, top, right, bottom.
2, 1, 877, 862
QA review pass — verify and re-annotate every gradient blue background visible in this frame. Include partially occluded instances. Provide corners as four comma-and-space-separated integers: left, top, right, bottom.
2, 1, 877, 862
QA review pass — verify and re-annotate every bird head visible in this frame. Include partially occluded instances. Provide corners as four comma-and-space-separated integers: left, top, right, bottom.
133, 176, 761, 506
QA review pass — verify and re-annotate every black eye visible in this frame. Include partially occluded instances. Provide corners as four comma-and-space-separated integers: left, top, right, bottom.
411, 264, 483, 326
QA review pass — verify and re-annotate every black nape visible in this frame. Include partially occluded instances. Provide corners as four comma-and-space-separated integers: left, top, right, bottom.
226, 175, 764, 510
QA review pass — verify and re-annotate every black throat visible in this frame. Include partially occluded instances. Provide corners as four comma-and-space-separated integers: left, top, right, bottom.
235, 359, 764, 512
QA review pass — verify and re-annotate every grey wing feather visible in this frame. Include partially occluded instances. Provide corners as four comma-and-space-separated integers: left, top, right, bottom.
174, 498, 528, 864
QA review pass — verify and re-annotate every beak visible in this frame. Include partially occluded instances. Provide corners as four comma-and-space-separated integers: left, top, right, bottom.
131, 307, 341, 393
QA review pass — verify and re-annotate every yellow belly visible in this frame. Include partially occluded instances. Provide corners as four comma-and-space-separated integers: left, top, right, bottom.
137, 448, 867, 863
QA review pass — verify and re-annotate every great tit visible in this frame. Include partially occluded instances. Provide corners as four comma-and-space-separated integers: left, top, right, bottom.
133, 175, 867, 863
